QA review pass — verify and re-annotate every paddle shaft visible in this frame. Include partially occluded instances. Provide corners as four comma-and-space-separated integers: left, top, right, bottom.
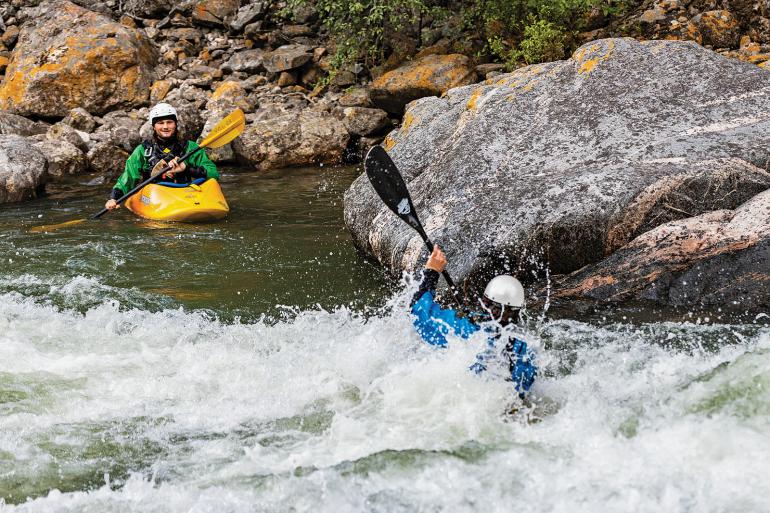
91, 145, 205, 219
363, 146, 462, 304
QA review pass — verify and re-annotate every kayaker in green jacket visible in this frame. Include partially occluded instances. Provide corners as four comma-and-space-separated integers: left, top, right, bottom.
104, 103, 220, 211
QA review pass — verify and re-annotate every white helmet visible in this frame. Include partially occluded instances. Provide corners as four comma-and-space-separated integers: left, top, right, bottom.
149, 103, 178, 124
484, 275, 525, 308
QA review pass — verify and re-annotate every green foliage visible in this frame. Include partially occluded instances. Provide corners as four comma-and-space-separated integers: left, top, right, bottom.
464, 0, 622, 69
516, 19, 566, 64
283, 0, 629, 77
283, 0, 443, 71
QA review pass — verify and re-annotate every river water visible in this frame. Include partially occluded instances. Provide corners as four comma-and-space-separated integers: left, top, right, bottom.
1, 166, 769, 512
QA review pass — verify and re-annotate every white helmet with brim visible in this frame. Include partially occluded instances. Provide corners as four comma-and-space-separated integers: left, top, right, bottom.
483, 275, 525, 308
149, 103, 178, 124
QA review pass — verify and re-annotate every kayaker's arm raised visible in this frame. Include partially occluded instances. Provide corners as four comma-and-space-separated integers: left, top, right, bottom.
410, 245, 537, 398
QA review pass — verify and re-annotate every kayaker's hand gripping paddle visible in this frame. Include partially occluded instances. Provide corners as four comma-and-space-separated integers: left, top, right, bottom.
364, 145, 462, 304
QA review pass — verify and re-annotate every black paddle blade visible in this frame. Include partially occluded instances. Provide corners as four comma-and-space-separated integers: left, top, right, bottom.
364, 146, 429, 244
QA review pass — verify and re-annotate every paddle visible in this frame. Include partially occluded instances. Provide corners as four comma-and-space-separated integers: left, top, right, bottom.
30, 109, 246, 233
364, 145, 462, 304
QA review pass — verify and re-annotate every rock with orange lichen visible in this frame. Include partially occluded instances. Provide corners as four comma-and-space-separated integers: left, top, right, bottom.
0, 0, 156, 117
191, 0, 239, 27
200, 81, 253, 162
686, 10, 741, 49
343, 38, 770, 310
550, 188, 770, 308
369, 54, 477, 114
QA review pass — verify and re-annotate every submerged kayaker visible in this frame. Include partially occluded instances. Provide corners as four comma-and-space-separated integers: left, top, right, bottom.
104, 103, 220, 210
411, 245, 537, 399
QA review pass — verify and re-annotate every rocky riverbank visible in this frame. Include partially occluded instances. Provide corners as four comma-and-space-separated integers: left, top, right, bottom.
3, 0, 770, 312
3, 1, 770, 202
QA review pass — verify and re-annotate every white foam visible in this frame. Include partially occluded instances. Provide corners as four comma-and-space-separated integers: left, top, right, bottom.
2, 289, 769, 512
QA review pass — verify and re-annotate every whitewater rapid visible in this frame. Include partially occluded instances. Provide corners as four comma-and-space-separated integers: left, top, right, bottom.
2, 279, 769, 512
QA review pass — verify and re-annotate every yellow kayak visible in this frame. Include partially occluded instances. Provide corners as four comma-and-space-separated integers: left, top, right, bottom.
125, 178, 229, 222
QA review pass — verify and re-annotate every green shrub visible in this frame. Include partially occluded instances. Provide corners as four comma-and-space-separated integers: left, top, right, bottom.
516, 19, 566, 64
283, 0, 628, 76
283, 0, 443, 70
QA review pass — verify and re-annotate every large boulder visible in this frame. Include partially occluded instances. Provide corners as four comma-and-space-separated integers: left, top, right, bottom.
0, 135, 47, 203
342, 107, 392, 136
92, 112, 144, 152
0, 0, 156, 117
33, 139, 87, 178
369, 54, 477, 114
87, 142, 129, 178
221, 49, 265, 73
263, 44, 313, 73
0, 112, 48, 136
233, 108, 349, 170
551, 183, 770, 309
343, 39, 770, 302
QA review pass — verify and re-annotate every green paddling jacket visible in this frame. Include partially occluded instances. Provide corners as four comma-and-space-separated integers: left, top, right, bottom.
109, 139, 220, 200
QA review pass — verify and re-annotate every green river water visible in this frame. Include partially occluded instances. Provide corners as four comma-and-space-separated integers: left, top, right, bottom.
2, 165, 770, 512
0, 166, 394, 321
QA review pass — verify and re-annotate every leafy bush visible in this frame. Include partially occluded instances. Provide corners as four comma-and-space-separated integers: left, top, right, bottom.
283, 0, 443, 68
283, 0, 628, 76
516, 19, 566, 64
464, 0, 622, 69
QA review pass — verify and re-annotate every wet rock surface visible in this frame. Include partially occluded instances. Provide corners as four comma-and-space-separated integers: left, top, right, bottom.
551, 187, 770, 309
344, 38, 770, 307
0, 134, 47, 203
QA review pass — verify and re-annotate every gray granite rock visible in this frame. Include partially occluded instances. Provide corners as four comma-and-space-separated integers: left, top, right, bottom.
0, 135, 47, 203
344, 38, 770, 304
233, 107, 349, 170
0, 112, 49, 136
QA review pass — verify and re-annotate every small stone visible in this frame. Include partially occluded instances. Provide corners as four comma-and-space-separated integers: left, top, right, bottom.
639, 7, 666, 24
119, 15, 137, 28
740, 35, 752, 49
150, 79, 174, 102
277, 71, 297, 87
0, 25, 19, 46
63, 108, 98, 133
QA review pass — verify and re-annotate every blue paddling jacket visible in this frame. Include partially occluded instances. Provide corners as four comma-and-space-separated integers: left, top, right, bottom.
410, 269, 537, 397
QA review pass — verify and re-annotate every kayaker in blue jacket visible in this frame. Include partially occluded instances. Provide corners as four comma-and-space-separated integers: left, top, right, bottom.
411, 245, 537, 398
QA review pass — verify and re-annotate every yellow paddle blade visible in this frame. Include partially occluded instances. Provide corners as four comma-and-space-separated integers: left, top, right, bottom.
28, 218, 87, 233
199, 109, 246, 149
